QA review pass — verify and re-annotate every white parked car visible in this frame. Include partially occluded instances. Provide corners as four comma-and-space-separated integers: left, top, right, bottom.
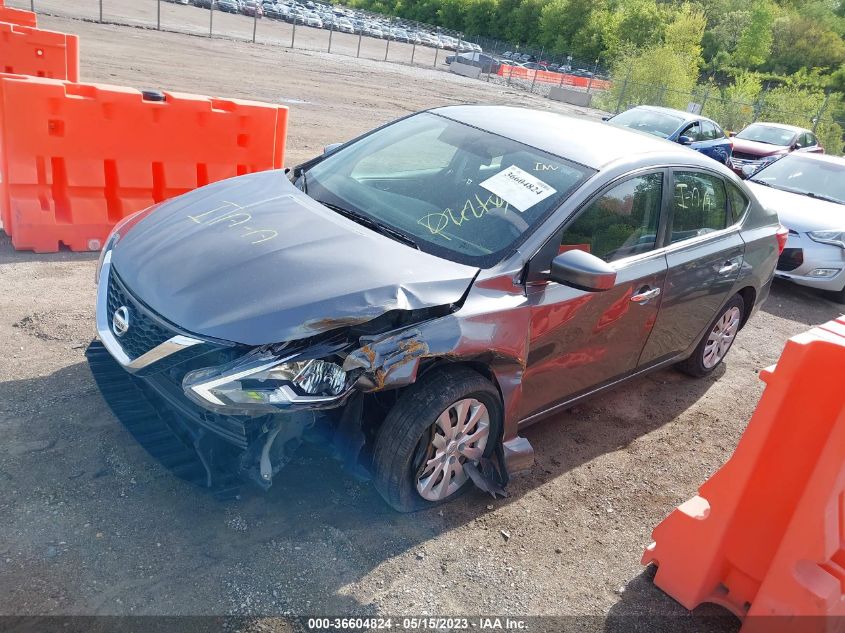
745, 153, 845, 302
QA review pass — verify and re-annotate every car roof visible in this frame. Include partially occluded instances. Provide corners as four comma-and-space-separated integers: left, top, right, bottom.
744, 121, 809, 134
432, 105, 717, 171
625, 105, 717, 126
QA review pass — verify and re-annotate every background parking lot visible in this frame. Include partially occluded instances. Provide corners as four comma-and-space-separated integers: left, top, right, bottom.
1, 13, 843, 629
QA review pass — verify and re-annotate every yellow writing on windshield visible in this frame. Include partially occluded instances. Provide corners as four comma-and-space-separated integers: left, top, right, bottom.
418, 193, 510, 240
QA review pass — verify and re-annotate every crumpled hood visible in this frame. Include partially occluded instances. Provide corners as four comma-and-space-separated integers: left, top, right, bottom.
732, 138, 789, 158
746, 182, 845, 232
111, 170, 479, 345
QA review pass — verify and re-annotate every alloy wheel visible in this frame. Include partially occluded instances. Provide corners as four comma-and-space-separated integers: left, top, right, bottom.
702, 306, 741, 369
415, 398, 490, 501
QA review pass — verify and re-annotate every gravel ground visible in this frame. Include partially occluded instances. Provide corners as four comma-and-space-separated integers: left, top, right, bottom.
1, 10, 844, 630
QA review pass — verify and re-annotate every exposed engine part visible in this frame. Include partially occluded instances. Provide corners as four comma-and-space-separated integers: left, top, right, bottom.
244, 411, 317, 489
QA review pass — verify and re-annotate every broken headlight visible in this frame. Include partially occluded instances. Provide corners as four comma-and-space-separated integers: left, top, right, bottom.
183, 350, 349, 414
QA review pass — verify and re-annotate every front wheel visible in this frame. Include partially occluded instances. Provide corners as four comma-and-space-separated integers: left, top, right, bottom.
677, 294, 745, 377
372, 366, 502, 512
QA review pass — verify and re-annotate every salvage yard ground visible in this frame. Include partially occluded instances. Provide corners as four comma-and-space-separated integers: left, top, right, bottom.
1, 12, 843, 630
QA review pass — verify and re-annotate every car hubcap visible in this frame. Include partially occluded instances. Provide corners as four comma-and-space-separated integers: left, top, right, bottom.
703, 306, 741, 369
415, 398, 490, 502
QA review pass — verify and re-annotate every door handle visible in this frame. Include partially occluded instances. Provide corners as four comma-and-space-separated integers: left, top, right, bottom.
631, 287, 661, 303
718, 261, 740, 276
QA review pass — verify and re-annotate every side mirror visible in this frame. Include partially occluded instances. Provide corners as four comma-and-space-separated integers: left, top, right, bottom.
323, 143, 343, 155
678, 135, 694, 146
549, 249, 616, 292
601, 116, 610, 122
741, 164, 757, 179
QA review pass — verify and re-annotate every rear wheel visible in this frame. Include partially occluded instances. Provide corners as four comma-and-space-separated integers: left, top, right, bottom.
372, 366, 502, 512
677, 294, 745, 377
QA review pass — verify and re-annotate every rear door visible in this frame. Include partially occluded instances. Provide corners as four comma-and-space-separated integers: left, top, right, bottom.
519, 170, 669, 419
638, 168, 745, 366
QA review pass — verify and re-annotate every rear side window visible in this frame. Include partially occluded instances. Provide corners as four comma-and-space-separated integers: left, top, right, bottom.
727, 183, 749, 224
670, 171, 729, 243
561, 173, 663, 263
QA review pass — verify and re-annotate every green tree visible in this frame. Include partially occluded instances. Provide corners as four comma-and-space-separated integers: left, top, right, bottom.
768, 14, 845, 73
732, 0, 774, 68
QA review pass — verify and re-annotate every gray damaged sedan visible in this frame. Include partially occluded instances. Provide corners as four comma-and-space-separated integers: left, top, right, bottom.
88, 106, 781, 511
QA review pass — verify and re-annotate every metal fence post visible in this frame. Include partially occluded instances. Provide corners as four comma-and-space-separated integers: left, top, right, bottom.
411, 40, 416, 65
813, 92, 830, 133
156, 0, 161, 30
209, 1, 214, 37
507, 64, 513, 86
252, 4, 258, 43
30, 0, 34, 11
356, 29, 362, 58
615, 70, 631, 114
328, 20, 334, 53
530, 68, 537, 93
700, 84, 711, 115
434, 42, 439, 66
586, 58, 599, 93
290, 16, 297, 48
99, 0, 103, 22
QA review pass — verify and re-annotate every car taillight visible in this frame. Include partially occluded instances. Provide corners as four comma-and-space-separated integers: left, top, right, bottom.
776, 224, 789, 255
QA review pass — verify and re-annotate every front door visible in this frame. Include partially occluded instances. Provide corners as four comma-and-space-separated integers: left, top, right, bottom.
519, 171, 669, 420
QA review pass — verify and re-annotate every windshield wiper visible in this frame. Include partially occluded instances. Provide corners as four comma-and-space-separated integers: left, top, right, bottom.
318, 200, 421, 249
804, 191, 845, 205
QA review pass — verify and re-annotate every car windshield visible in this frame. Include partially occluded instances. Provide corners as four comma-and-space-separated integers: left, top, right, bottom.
751, 156, 845, 204
608, 109, 683, 138
304, 112, 593, 267
735, 124, 796, 146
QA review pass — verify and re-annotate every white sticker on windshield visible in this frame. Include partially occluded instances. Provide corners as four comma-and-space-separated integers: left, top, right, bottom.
479, 165, 557, 212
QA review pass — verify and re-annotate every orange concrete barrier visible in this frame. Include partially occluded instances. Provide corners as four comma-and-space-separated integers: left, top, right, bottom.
0, 75, 288, 252
0, 22, 79, 81
0, 6, 38, 27
497, 66, 611, 91
642, 316, 845, 632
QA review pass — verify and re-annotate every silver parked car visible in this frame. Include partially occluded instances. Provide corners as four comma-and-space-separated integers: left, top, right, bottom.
746, 153, 845, 302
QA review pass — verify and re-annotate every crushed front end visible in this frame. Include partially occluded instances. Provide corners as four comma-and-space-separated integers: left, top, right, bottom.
88, 249, 370, 497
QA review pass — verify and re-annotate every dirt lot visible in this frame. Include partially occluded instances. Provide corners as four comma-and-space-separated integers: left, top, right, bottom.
1, 10, 844, 629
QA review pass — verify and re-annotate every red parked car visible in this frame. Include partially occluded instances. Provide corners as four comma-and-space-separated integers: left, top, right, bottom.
730, 122, 823, 177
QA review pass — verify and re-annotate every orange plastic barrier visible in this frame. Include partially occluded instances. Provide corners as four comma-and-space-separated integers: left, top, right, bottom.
0, 6, 38, 27
642, 316, 845, 633
0, 22, 79, 81
0, 76, 288, 252
497, 66, 611, 91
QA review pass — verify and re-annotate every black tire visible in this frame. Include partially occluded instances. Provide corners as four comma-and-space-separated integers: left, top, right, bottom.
372, 365, 502, 513
677, 294, 745, 377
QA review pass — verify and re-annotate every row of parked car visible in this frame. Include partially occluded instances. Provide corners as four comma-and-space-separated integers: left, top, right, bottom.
605, 104, 844, 302
605, 105, 824, 176
178, 0, 481, 50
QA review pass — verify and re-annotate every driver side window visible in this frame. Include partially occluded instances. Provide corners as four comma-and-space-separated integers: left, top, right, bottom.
561, 173, 663, 263
682, 122, 702, 141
